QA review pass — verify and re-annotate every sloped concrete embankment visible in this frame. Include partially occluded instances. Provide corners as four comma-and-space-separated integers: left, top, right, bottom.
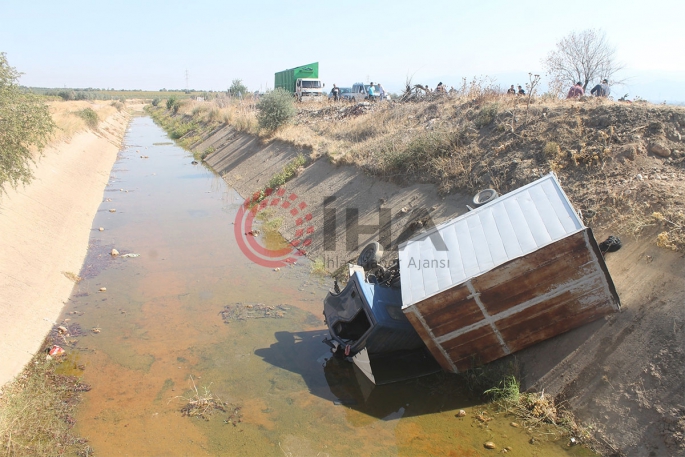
200, 127, 472, 271
0, 109, 132, 387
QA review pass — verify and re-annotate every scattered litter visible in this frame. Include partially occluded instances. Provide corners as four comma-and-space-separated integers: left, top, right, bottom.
273, 268, 280, 272
91, 327, 101, 334
99, 287, 107, 292
456, 410, 466, 417
140, 155, 149, 159
99, 227, 104, 231
484, 441, 496, 449
121, 253, 140, 258
111, 249, 119, 256
48, 345, 65, 356
109, 209, 116, 213
246, 230, 260, 236
220, 303, 290, 322
57, 325, 68, 335
191, 160, 198, 165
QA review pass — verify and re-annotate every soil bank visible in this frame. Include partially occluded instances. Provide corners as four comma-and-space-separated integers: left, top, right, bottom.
200, 125, 685, 457
0, 106, 132, 388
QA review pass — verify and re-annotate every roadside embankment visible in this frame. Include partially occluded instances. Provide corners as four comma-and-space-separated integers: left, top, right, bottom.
149, 96, 685, 456
0, 101, 132, 388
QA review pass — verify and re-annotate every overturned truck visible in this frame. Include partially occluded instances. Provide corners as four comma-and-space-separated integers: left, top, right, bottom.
323, 173, 621, 383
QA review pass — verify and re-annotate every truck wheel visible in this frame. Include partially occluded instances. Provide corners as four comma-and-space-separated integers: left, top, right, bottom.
357, 242, 383, 270
473, 189, 499, 207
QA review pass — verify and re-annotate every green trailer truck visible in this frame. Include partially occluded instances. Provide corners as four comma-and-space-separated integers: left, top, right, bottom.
274, 62, 325, 100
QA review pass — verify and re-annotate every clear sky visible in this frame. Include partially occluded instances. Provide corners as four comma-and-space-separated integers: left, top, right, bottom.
2, 0, 684, 101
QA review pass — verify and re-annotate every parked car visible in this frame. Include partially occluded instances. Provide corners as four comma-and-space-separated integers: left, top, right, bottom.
342, 83, 389, 102
328, 87, 352, 100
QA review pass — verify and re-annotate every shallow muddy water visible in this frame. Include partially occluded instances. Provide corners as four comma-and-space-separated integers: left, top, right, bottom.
61, 117, 595, 456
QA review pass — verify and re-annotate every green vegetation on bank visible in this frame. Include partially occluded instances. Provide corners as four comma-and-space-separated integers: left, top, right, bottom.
76, 107, 99, 129
0, 53, 55, 194
0, 348, 92, 456
28, 87, 219, 101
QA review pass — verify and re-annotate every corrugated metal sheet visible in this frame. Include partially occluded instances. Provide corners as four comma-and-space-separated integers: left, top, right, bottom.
399, 173, 583, 308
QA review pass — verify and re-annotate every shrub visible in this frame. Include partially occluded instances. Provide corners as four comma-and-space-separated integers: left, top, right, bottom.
110, 100, 124, 112
256, 88, 296, 131
77, 108, 99, 129
166, 97, 180, 113
474, 103, 499, 128
151, 97, 161, 107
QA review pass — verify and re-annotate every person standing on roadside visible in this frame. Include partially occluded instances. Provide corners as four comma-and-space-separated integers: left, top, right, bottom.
566, 82, 584, 99
331, 84, 341, 101
377, 83, 386, 101
367, 82, 376, 101
590, 79, 611, 97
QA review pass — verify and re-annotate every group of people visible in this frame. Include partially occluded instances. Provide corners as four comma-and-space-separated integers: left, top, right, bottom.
567, 79, 611, 99
507, 85, 526, 96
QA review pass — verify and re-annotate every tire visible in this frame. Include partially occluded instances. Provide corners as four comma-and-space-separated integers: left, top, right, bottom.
473, 189, 499, 207
357, 242, 383, 269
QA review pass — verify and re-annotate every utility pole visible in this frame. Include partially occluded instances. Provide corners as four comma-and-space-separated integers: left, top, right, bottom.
185, 69, 189, 93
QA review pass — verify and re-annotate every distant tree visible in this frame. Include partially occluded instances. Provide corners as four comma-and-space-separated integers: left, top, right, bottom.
228, 79, 248, 98
543, 29, 624, 92
0, 53, 54, 194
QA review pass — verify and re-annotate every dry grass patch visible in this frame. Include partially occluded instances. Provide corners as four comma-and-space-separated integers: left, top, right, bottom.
0, 349, 92, 456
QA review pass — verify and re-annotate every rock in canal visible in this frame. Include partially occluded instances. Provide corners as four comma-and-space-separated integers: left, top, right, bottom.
456, 410, 466, 417
484, 441, 496, 449
111, 249, 119, 256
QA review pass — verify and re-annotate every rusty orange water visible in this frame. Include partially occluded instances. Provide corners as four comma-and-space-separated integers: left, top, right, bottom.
61, 117, 595, 456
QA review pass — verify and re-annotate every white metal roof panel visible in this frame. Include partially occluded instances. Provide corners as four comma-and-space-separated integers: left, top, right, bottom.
399, 173, 584, 308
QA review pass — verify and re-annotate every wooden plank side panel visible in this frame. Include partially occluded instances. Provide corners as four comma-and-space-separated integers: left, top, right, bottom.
496, 279, 617, 353
413, 286, 484, 338
403, 310, 454, 372
440, 326, 507, 372
473, 231, 589, 315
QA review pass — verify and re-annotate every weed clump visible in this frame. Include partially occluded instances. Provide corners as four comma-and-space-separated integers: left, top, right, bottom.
474, 103, 499, 128
0, 349, 92, 456
256, 88, 296, 132
76, 107, 99, 129
175, 376, 225, 421
267, 154, 306, 189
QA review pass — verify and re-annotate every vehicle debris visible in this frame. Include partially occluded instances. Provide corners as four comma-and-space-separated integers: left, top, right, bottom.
323, 173, 620, 383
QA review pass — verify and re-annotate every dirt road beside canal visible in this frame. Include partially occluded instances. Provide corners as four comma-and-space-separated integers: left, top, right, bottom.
0, 105, 132, 387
